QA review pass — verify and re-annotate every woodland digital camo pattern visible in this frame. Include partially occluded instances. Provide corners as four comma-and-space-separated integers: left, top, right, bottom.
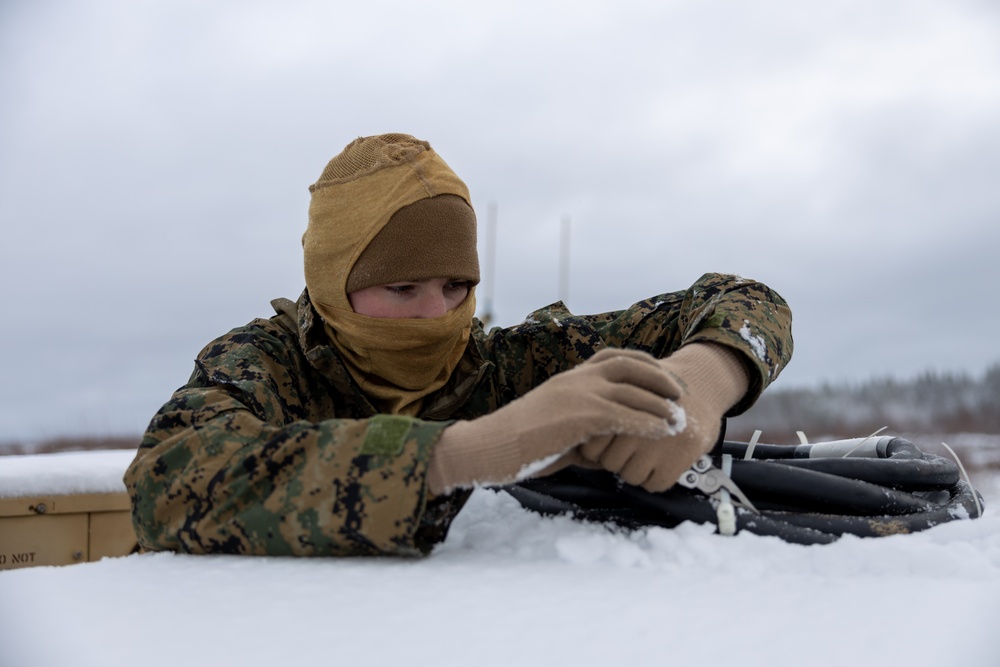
124, 272, 793, 557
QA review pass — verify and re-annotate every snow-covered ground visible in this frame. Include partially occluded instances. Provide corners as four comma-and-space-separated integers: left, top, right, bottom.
2, 447, 999, 667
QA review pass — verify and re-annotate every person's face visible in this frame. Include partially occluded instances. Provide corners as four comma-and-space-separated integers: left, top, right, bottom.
348, 277, 472, 318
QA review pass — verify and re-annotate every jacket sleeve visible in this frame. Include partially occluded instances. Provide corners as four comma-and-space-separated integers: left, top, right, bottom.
480, 272, 793, 415
123, 320, 464, 557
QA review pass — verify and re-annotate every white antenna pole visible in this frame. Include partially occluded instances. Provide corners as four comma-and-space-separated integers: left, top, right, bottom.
559, 215, 570, 305
481, 201, 498, 327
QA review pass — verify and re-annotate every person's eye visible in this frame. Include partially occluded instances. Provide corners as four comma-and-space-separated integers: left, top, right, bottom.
445, 281, 471, 291
384, 284, 414, 295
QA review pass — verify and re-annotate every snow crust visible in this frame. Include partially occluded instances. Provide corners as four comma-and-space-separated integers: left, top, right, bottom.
1, 451, 999, 667
515, 451, 567, 481
0, 450, 133, 498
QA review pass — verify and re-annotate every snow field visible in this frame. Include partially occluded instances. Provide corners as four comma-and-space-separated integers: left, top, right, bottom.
1, 450, 998, 667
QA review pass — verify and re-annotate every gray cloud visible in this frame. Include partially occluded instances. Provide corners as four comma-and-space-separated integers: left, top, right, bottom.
2, 0, 999, 441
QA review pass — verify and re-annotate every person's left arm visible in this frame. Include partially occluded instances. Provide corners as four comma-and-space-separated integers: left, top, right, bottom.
472, 272, 792, 490
585, 271, 793, 413
582, 272, 793, 489
478, 272, 791, 411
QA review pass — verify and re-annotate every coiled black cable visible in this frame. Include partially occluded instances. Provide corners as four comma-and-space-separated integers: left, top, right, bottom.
504, 434, 985, 545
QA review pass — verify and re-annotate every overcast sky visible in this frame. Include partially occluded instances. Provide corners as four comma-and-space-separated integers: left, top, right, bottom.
2, 0, 999, 442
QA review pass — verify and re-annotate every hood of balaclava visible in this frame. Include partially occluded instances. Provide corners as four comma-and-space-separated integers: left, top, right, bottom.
302, 133, 480, 415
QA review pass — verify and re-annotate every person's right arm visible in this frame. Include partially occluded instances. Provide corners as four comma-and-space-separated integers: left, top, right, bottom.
124, 319, 458, 558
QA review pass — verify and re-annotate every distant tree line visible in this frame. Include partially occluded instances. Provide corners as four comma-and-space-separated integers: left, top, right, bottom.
0, 435, 139, 456
727, 362, 1000, 443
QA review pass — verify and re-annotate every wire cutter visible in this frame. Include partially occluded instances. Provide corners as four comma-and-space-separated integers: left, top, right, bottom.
677, 455, 759, 514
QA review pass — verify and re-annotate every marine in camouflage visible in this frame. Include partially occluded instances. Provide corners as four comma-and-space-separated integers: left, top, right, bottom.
124, 272, 793, 557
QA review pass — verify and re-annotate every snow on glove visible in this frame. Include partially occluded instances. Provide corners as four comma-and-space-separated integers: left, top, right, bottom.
427, 348, 683, 495
579, 342, 750, 493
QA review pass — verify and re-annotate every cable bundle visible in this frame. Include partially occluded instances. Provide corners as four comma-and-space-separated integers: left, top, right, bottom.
505, 436, 985, 545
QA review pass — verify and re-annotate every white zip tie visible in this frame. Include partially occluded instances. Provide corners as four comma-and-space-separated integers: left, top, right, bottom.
717, 453, 737, 536
744, 429, 762, 460
841, 426, 888, 458
939, 441, 983, 518
796, 431, 809, 445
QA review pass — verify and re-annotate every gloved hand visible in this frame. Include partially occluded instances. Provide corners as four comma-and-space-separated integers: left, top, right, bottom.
427, 348, 683, 494
579, 342, 750, 492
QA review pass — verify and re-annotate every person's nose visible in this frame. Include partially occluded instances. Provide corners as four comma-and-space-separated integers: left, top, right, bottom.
415, 287, 448, 318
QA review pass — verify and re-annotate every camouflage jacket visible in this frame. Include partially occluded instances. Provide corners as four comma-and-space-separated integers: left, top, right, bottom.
125, 273, 792, 557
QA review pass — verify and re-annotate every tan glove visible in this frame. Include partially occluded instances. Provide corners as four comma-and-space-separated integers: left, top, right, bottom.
427, 348, 683, 494
579, 342, 750, 492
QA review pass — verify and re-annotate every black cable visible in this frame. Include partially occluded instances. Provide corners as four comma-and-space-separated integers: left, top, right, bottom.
504, 435, 985, 545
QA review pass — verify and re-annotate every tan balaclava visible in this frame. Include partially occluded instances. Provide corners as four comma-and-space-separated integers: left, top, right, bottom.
303, 134, 480, 416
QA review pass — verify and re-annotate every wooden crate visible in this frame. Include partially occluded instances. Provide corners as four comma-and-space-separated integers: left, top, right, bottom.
0, 492, 136, 570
